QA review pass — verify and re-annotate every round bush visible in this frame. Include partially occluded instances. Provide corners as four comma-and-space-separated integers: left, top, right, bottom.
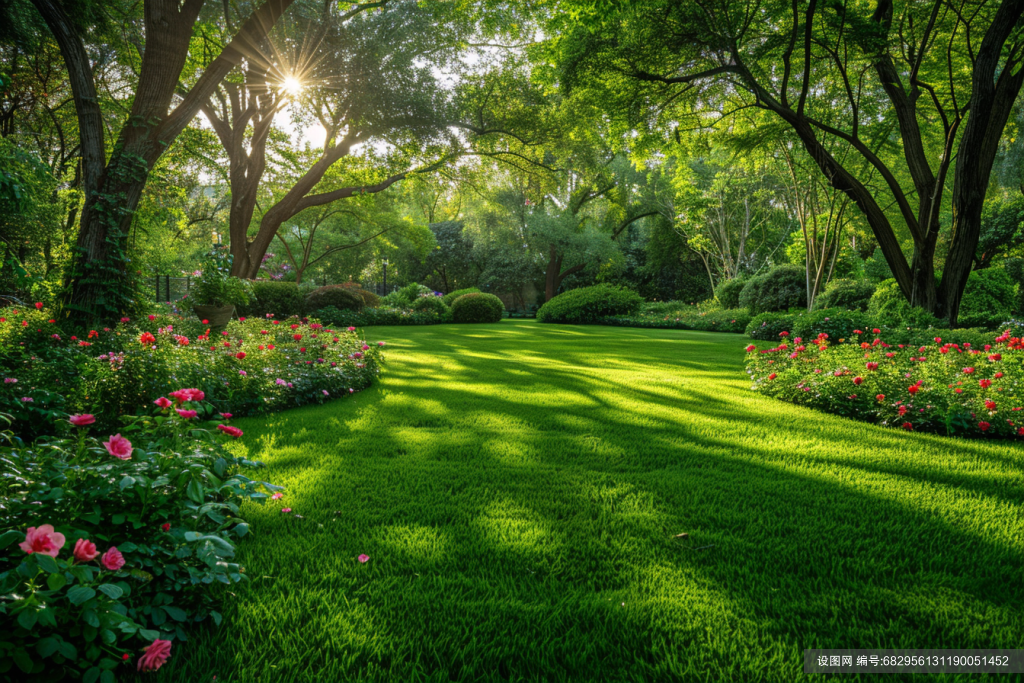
867, 279, 941, 327
338, 282, 381, 308
442, 287, 481, 307
306, 285, 364, 312
237, 281, 305, 318
815, 278, 876, 312
791, 308, 875, 341
536, 284, 644, 324
745, 312, 798, 341
958, 268, 1014, 328
451, 292, 504, 323
411, 294, 449, 316
715, 277, 748, 309
738, 265, 807, 314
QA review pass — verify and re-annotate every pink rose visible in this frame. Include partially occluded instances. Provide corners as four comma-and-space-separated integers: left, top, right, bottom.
216, 424, 243, 438
19, 525, 66, 557
103, 434, 133, 460
271, 492, 283, 500
219, 412, 233, 419
137, 639, 172, 672
73, 538, 99, 562
358, 554, 370, 563
154, 397, 172, 409
176, 409, 198, 419
69, 414, 95, 427
101, 546, 125, 571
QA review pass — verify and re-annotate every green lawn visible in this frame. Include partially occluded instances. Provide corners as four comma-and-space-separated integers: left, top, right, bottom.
161, 321, 1024, 682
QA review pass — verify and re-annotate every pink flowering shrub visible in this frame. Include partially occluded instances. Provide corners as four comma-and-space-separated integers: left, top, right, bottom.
0, 394, 283, 678
0, 307, 384, 438
745, 328, 1024, 437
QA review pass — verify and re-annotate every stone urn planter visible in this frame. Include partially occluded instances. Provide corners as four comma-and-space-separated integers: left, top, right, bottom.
193, 304, 235, 333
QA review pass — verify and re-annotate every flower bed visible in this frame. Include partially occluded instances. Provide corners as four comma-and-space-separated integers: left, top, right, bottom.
0, 306, 384, 439
745, 327, 1024, 437
0, 397, 281, 678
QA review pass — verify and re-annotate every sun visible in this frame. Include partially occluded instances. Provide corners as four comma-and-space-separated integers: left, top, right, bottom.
282, 76, 303, 97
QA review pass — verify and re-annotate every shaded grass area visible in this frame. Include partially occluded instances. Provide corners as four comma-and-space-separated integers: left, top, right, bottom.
159, 321, 1024, 683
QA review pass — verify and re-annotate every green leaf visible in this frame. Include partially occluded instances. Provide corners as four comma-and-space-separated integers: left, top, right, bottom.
119, 475, 135, 490
47, 572, 67, 591
186, 478, 205, 503
101, 668, 116, 683
210, 610, 222, 626
83, 666, 101, 683
17, 608, 38, 630
37, 606, 57, 628
100, 629, 116, 645
57, 640, 76, 660
97, 584, 123, 600
0, 530, 23, 549
67, 585, 96, 606
12, 648, 33, 673
138, 629, 161, 641
184, 531, 199, 542
164, 606, 187, 622
36, 637, 59, 658
83, 609, 100, 628
233, 522, 250, 537
35, 553, 59, 573
111, 513, 125, 525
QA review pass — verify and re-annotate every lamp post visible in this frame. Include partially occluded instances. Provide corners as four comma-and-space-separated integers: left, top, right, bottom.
382, 258, 389, 293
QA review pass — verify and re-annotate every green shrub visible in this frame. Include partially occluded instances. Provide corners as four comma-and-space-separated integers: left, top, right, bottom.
307, 285, 364, 313
316, 305, 448, 326
379, 291, 406, 308
958, 268, 1014, 328
815, 278, 876, 312
863, 247, 893, 282
738, 265, 807, 314
442, 287, 481, 307
536, 284, 643, 324
746, 312, 798, 340
451, 293, 504, 323
792, 308, 874, 341
604, 305, 750, 333
867, 279, 941, 327
338, 282, 380, 308
880, 326, 996, 349
238, 281, 306, 318
715, 277, 748, 309
411, 294, 450, 316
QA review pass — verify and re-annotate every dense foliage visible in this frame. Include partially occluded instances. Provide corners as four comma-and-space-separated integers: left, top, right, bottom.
0, 396, 280, 679
603, 304, 750, 333
306, 286, 364, 313
441, 287, 481, 307
738, 265, 807, 314
0, 306, 383, 439
315, 305, 450, 327
451, 293, 505, 323
745, 328, 1024, 437
236, 282, 307, 319
814, 279, 876, 312
410, 295, 450, 316
536, 285, 643, 324
714, 277, 748, 309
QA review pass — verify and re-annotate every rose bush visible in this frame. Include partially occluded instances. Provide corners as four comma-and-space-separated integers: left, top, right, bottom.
0, 397, 282, 680
745, 327, 1024, 437
0, 307, 384, 439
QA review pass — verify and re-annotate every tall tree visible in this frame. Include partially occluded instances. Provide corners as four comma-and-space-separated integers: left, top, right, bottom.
556, 0, 1024, 324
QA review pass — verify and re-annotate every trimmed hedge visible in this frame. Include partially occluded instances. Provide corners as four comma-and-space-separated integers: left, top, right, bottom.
237, 281, 305, 318
959, 268, 1014, 328
451, 292, 504, 323
338, 282, 381, 308
791, 308, 874, 341
316, 305, 448, 326
307, 285, 364, 312
815, 278, 876, 312
738, 265, 807, 314
411, 295, 450, 316
715, 277, 748, 309
442, 287, 481, 307
536, 284, 643, 324
745, 312, 798, 341
603, 307, 751, 333
868, 279, 941, 327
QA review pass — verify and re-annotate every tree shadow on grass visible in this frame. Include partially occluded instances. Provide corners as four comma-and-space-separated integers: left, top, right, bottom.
161, 322, 1024, 683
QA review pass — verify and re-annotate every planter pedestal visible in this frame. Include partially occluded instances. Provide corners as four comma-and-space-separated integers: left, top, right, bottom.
193, 304, 235, 333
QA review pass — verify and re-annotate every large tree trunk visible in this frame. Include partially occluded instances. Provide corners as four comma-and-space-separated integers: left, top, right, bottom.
31, 0, 295, 320
543, 246, 585, 301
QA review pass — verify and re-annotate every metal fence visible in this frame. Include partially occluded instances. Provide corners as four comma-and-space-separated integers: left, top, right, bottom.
153, 276, 193, 303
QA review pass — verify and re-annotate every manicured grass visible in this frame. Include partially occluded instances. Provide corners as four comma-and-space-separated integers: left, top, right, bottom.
159, 321, 1024, 682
